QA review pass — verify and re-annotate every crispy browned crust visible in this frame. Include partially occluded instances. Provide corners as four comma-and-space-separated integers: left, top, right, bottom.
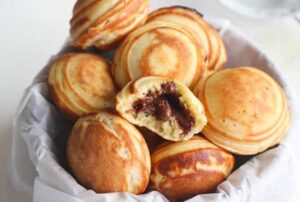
150, 136, 235, 201
206, 28, 227, 75
70, 0, 150, 50
147, 6, 227, 77
47, 53, 117, 121
48, 82, 79, 121
196, 67, 290, 155
112, 20, 207, 89
67, 112, 151, 194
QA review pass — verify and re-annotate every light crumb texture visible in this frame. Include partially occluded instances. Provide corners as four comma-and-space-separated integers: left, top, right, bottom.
116, 76, 207, 141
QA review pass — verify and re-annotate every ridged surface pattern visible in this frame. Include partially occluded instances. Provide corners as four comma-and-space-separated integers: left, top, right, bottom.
150, 136, 235, 201
48, 53, 116, 120
147, 6, 227, 76
195, 67, 290, 155
70, 0, 149, 50
112, 20, 207, 89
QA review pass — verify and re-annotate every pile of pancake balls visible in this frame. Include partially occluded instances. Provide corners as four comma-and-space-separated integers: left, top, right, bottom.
47, 0, 290, 201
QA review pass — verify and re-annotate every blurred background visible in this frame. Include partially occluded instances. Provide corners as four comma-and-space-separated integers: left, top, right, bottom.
0, 0, 299, 201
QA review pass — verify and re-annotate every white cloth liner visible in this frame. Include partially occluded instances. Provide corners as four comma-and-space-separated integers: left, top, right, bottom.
9, 13, 300, 202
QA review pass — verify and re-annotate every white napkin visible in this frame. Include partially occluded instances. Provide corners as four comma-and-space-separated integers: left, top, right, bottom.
9, 3, 300, 202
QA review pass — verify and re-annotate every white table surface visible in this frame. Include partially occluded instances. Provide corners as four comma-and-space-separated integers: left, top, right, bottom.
0, 0, 299, 201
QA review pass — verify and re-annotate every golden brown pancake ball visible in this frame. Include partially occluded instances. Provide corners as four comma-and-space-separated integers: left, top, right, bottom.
67, 111, 151, 194
147, 6, 227, 76
194, 67, 290, 155
48, 53, 116, 121
70, 0, 150, 50
150, 136, 235, 201
112, 20, 207, 89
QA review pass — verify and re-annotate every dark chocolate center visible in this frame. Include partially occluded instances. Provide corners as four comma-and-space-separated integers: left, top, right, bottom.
132, 82, 194, 134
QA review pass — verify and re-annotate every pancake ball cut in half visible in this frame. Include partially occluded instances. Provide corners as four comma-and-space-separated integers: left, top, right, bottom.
67, 111, 151, 194
70, 0, 150, 50
150, 136, 235, 202
112, 20, 207, 89
48, 53, 117, 121
147, 6, 227, 76
195, 67, 290, 155
116, 77, 207, 141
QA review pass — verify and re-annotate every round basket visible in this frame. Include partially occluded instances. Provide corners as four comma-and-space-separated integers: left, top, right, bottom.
10, 17, 300, 202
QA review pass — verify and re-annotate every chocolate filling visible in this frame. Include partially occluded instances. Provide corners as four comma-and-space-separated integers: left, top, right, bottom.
132, 82, 194, 134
